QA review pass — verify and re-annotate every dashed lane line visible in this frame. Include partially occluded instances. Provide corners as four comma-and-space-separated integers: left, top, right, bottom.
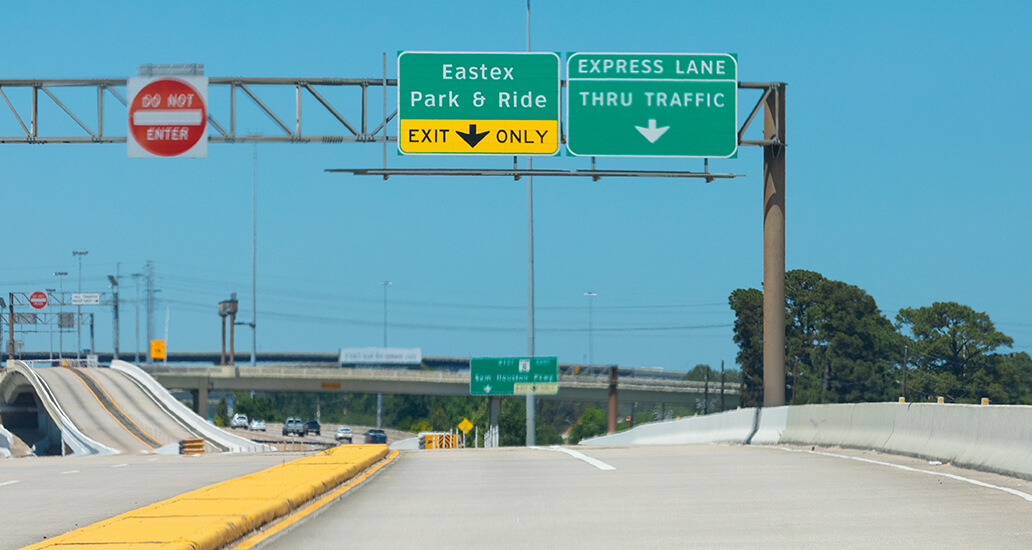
779, 447, 1032, 503
533, 445, 616, 470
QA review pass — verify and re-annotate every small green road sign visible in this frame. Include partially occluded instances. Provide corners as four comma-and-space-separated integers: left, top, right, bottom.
398, 51, 561, 155
470, 357, 559, 396
565, 52, 738, 158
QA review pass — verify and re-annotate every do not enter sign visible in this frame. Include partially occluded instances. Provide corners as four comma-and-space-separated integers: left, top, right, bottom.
128, 76, 208, 158
29, 291, 48, 309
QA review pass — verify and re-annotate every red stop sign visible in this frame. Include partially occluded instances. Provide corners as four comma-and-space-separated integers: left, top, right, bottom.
29, 291, 48, 310
128, 78, 207, 157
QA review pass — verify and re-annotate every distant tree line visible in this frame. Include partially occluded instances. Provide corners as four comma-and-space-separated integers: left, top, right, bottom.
730, 269, 1032, 406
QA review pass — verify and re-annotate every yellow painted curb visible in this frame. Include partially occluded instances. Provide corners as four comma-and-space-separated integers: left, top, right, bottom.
20, 445, 390, 550
232, 449, 400, 549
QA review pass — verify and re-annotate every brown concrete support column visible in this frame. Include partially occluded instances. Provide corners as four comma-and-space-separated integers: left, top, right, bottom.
762, 84, 787, 407
607, 366, 618, 434
193, 385, 208, 417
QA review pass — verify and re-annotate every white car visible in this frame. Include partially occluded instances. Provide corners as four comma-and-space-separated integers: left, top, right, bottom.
335, 426, 353, 443
249, 418, 266, 432
230, 413, 248, 429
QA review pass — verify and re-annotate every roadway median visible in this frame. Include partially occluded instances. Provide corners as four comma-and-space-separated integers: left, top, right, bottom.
20, 445, 395, 550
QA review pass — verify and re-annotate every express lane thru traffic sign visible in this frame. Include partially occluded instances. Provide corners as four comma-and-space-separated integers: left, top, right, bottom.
566, 52, 738, 158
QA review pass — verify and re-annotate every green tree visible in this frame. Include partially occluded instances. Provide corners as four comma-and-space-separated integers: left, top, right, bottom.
897, 302, 1014, 402
214, 396, 229, 427
729, 287, 764, 406
730, 271, 901, 406
568, 407, 608, 444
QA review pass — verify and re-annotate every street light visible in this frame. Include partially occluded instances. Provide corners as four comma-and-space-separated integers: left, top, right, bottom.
378, 280, 391, 430
584, 291, 597, 366
131, 273, 142, 363
73, 250, 88, 361
46, 288, 56, 361
54, 271, 68, 361
380, 281, 391, 347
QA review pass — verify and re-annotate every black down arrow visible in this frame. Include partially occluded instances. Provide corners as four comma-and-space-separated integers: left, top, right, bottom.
457, 124, 489, 148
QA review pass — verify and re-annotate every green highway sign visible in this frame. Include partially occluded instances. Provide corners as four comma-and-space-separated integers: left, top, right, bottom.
565, 52, 738, 158
470, 356, 559, 396
398, 51, 561, 155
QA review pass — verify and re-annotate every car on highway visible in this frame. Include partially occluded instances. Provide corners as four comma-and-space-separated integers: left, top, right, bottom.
334, 426, 352, 443
365, 428, 387, 444
282, 417, 306, 436
305, 420, 321, 436
230, 413, 248, 429
249, 418, 266, 432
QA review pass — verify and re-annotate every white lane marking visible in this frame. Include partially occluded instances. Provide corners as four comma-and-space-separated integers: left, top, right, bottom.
780, 447, 1032, 503
0, 480, 20, 487
111, 463, 128, 468
534, 445, 616, 471
59, 470, 80, 475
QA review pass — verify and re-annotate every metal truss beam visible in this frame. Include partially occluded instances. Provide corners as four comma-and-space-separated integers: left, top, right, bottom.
0, 77, 397, 144
329, 168, 743, 181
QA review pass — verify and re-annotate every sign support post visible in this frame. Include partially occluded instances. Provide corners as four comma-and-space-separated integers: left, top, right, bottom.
762, 84, 787, 407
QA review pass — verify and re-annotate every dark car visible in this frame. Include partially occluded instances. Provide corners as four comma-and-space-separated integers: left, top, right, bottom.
365, 428, 387, 444
305, 420, 321, 436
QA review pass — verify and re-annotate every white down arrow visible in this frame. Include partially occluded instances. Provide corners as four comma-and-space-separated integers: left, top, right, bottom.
635, 119, 670, 143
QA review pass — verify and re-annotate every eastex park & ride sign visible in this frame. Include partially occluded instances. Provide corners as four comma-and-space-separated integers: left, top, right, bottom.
398, 52, 561, 155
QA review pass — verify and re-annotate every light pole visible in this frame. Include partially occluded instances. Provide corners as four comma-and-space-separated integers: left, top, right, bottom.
108, 270, 119, 361
380, 281, 391, 347
54, 271, 68, 361
378, 280, 391, 430
584, 291, 597, 366
46, 288, 56, 361
132, 273, 142, 363
73, 250, 88, 360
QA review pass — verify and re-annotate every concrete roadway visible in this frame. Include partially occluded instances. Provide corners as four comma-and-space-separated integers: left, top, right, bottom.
0, 451, 303, 549
33, 367, 195, 454
4, 444, 1032, 549
258, 444, 1032, 549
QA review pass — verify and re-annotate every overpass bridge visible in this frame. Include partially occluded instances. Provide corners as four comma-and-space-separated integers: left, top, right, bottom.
139, 363, 738, 415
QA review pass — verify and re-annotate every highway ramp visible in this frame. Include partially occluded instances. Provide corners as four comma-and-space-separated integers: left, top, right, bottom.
32, 366, 198, 455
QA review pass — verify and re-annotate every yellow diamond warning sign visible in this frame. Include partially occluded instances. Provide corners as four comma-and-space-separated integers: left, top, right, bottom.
400, 119, 558, 154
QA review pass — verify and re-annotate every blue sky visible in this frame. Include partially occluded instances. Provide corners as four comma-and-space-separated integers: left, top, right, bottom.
1, 1, 1029, 371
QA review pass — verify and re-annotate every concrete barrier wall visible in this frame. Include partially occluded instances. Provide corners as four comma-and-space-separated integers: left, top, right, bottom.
583, 402, 1032, 480
0, 424, 12, 458
581, 408, 758, 446
110, 360, 269, 453
749, 406, 787, 445
4, 361, 118, 456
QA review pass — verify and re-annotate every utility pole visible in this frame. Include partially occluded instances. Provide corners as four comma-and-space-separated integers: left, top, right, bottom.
54, 271, 67, 361
584, 291, 597, 367
703, 366, 710, 414
378, 280, 390, 429
73, 250, 88, 361
108, 267, 120, 361
720, 360, 726, 412
251, 143, 258, 367
902, 344, 909, 402
145, 261, 154, 365
132, 273, 142, 363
